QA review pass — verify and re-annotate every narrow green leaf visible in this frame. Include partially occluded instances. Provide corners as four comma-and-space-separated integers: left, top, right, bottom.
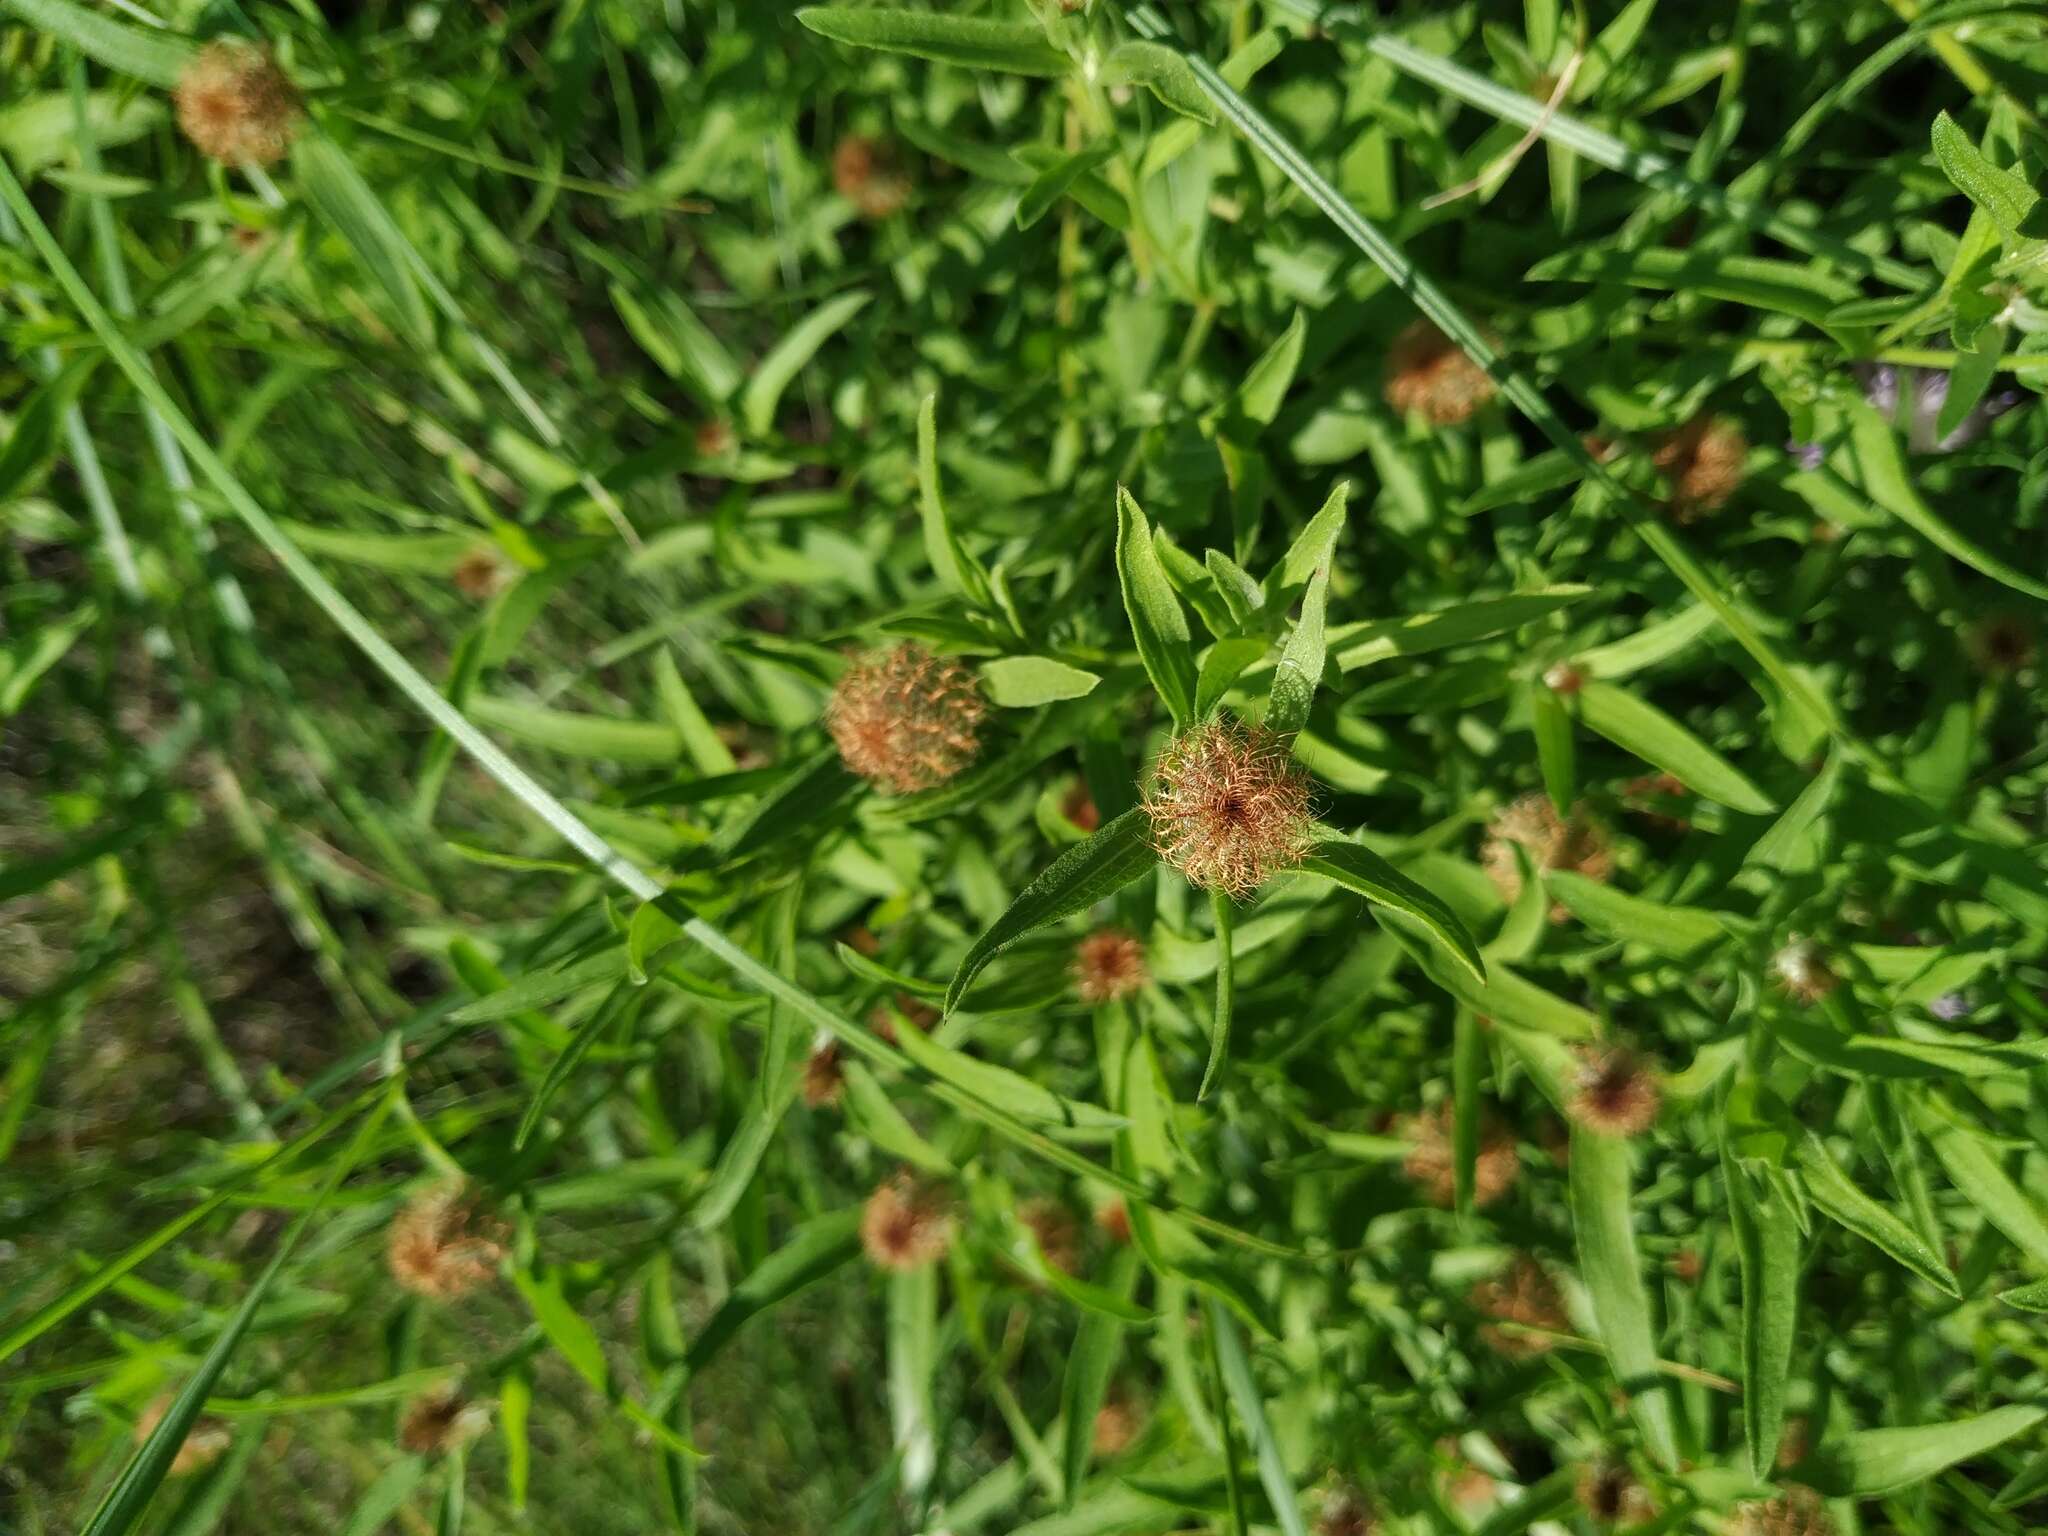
1302, 839, 1485, 981
917, 393, 992, 606
1997, 1278, 2048, 1312
1016, 144, 1116, 230
1271, 481, 1349, 591
1569, 1130, 1678, 1468
512, 980, 638, 1150
1104, 40, 1215, 123
1544, 872, 1728, 958
337, 1458, 427, 1536
683, 1211, 862, 1374
1198, 889, 1237, 1102
888, 1266, 941, 1496
1575, 680, 1773, 814
1059, 1250, 1137, 1503
1797, 1134, 1959, 1296
1530, 680, 1575, 814
1723, 1140, 1799, 1481
1920, 1112, 2048, 1266
1235, 310, 1306, 426
892, 1014, 1124, 1130
842, 1061, 954, 1173
982, 656, 1101, 707
740, 290, 870, 437
1802, 1405, 2047, 1498
295, 135, 435, 345
2, 0, 194, 87
1115, 488, 1198, 727
1930, 111, 2039, 237
1526, 245, 1858, 327
1452, 1010, 1483, 1217
796, 7, 1070, 75
1207, 1301, 1307, 1536
1327, 587, 1590, 670
712, 748, 862, 864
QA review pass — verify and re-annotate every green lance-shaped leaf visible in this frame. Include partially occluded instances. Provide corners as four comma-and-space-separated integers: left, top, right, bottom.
295, 135, 435, 347
1723, 1135, 1800, 1480
1919, 1108, 2048, 1266
1544, 871, 1730, 959
916, 393, 993, 607
1799, 1405, 2047, 1498
1263, 562, 1329, 738
1796, 1133, 1959, 1296
888, 1265, 941, 1497
1102, 40, 1215, 123
1569, 1129, 1678, 1468
1235, 309, 1306, 428
1574, 680, 1774, 814
1301, 839, 1485, 982
796, 7, 1070, 75
981, 656, 1101, 707
1930, 110, 2039, 238
512, 979, 639, 1150
682, 1210, 862, 1375
1530, 679, 1576, 813
741, 290, 870, 437
2, 0, 195, 87
946, 807, 1158, 1015
1197, 889, 1237, 1102
1116, 488, 1198, 728
1207, 1300, 1309, 1536
1016, 143, 1116, 230
1059, 1249, 1138, 1504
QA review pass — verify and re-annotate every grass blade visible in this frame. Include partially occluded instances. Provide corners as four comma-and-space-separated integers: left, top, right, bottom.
1568, 1128, 1678, 1467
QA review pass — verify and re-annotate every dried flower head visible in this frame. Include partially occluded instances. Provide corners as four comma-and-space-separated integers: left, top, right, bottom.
1073, 928, 1148, 1003
1481, 792, 1612, 920
452, 546, 512, 601
1567, 1045, 1661, 1138
386, 1185, 504, 1301
1019, 1197, 1082, 1275
174, 42, 299, 166
1384, 319, 1497, 426
1439, 1457, 1498, 1518
1471, 1254, 1570, 1358
1543, 661, 1584, 694
1401, 1101, 1519, 1208
1734, 1486, 1835, 1536
1315, 1485, 1378, 1536
1775, 1415, 1811, 1471
1062, 779, 1102, 832
1966, 613, 2036, 674
1670, 1246, 1703, 1284
694, 418, 736, 458
860, 1171, 955, 1271
1620, 772, 1692, 832
1095, 1197, 1132, 1245
134, 1394, 231, 1477
1090, 1397, 1141, 1459
1144, 720, 1313, 899
1771, 938, 1837, 1005
827, 643, 987, 794
398, 1384, 491, 1456
1574, 1457, 1654, 1527
1652, 415, 1748, 520
832, 135, 911, 219
801, 1037, 845, 1108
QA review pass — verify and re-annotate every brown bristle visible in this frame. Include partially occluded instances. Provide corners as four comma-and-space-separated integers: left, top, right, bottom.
859, 1171, 955, 1271
1567, 1045, 1661, 1138
1771, 939, 1837, 1005
1574, 1457, 1653, 1527
826, 644, 986, 794
1073, 928, 1148, 1003
133, 1394, 231, 1477
1143, 719, 1313, 899
1400, 1101, 1520, 1209
1383, 319, 1497, 427
398, 1384, 490, 1456
831, 135, 911, 219
1471, 1253, 1570, 1358
1734, 1486, 1835, 1536
386, 1185, 504, 1301
1019, 1198, 1081, 1275
801, 1038, 845, 1108
1481, 792, 1611, 921
1652, 415, 1748, 520
174, 42, 299, 167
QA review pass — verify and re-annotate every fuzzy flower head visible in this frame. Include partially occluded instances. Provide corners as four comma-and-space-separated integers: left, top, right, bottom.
1734, 1487, 1835, 1536
1073, 928, 1148, 1003
860, 1171, 955, 1272
1652, 415, 1748, 520
1401, 1101, 1520, 1208
1471, 1253, 1570, 1358
801, 1037, 845, 1108
1567, 1045, 1661, 1139
1384, 319, 1497, 426
1574, 1457, 1654, 1528
832, 135, 911, 219
1090, 1397, 1142, 1459
398, 1384, 491, 1456
1315, 1484, 1379, 1536
827, 644, 986, 794
1965, 613, 2036, 674
452, 546, 512, 601
134, 1394, 231, 1478
1481, 792, 1611, 920
1019, 1197, 1082, 1275
174, 42, 299, 166
386, 1185, 504, 1301
1771, 938, 1837, 1006
1144, 720, 1313, 900
1095, 1197, 1132, 1245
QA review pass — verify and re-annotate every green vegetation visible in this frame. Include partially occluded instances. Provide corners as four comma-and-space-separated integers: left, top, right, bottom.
5, 2, 2048, 1533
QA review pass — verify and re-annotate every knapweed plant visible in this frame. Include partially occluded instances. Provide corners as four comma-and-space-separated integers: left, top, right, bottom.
4, 1, 2048, 1534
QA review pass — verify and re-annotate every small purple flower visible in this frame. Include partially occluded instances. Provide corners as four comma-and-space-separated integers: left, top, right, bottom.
1784, 439, 1826, 471
1854, 363, 2023, 453
1929, 991, 1971, 1022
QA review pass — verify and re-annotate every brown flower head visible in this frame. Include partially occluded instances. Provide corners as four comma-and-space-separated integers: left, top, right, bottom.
134, 1394, 231, 1478
1567, 1045, 1661, 1138
1771, 938, 1837, 1005
1575, 1457, 1654, 1527
452, 546, 512, 601
1144, 719, 1313, 899
1652, 416, 1748, 520
832, 135, 911, 219
868, 990, 938, 1045
1481, 792, 1612, 920
1439, 1455, 1498, 1518
1670, 1246, 1703, 1284
1734, 1486, 1835, 1536
1062, 779, 1101, 832
1965, 613, 2036, 674
1620, 772, 1693, 832
1019, 1197, 1082, 1275
1090, 1397, 1142, 1459
1543, 661, 1584, 695
398, 1384, 491, 1456
386, 1185, 504, 1301
1400, 1101, 1520, 1208
1073, 928, 1148, 1004
1384, 319, 1497, 427
827, 643, 987, 794
1775, 1415, 1812, 1471
801, 1037, 845, 1108
1095, 1197, 1132, 1245
1471, 1253, 1570, 1358
174, 42, 299, 166
860, 1171, 955, 1271
694, 418, 736, 458
1315, 1485, 1378, 1536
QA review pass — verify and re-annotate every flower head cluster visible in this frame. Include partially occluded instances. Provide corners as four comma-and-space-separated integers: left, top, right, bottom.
134, 1394, 231, 1477
1384, 320, 1497, 426
801, 1037, 845, 1108
1144, 720, 1313, 900
1471, 1253, 1570, 1358
827, 644, 986, 794
174, 42, 299, 166
1734, 1487, 1835, 1536
832, 135, 911, 219
1401, 1101, 1519, 1208
386, 1185, 504, 1301
1481, 793, 1611, 919
1574, 1457, 1654, 1528
1652, 415, 1748, 519
1073, 928, 1148, 1003
399, 1384, 491, 1456
1567, 1045, 1661, 1138
860, 1171, 955, 1271
1771, 938, 1837, 1005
